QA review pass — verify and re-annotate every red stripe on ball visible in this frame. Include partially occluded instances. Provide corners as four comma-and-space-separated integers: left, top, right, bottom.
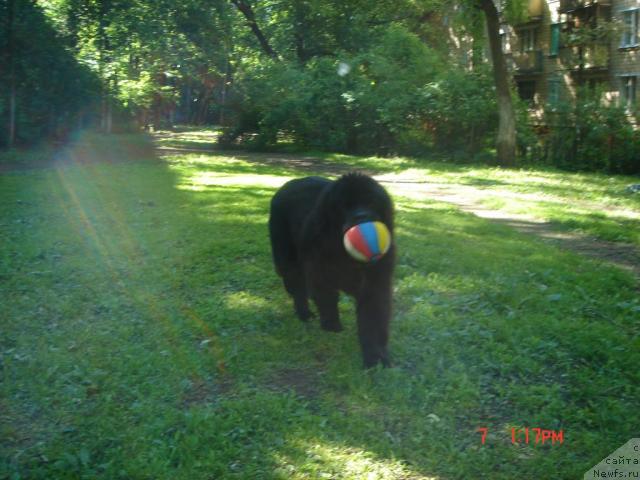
347, 225, 372, 259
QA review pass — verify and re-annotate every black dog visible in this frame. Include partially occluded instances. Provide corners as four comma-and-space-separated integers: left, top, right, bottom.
268, 173, 395, 368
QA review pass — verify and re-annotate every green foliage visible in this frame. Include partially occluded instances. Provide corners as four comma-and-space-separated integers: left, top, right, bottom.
0, 0, 526, 165
500, 0, 529, 24
232, 58, 346, 149
421, 67, 498, 156
350, 25, 442, 155
542, 89, 640, 174
514, 96, 541, 163
0, 1, 100, 146
226, 26, 441, 155
8, 0, 637, 176
564, 21, 620, 46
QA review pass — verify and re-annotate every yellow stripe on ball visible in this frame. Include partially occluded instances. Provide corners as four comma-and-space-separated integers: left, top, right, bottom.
373, 221, 391, 255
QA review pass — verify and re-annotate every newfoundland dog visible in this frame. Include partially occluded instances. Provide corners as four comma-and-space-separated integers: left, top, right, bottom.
268, 173, 395, 368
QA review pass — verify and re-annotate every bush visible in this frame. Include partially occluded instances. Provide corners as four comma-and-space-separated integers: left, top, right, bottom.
224, 58, 346, 150
510, 98, 546, 166
226, 26, 442, 155
420, 68, 498, 155
541, 89, 640, 174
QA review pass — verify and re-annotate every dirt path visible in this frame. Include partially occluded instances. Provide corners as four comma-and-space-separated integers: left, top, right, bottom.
376, 178, 640, 279
172, 145, 640, 278
3, 141, 639, 278
157, 145, 640, 279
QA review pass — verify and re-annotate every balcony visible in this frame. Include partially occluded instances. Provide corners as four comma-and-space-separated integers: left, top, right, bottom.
526, 0, 544, 21
512, 50, 544, 74
559, 0, 611, 13
560, 44, 609, 70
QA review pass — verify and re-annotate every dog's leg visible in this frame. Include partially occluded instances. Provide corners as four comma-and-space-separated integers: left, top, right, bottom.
356, 284, 392, 368
312, 288, 342, 332
282, 267, 312, 321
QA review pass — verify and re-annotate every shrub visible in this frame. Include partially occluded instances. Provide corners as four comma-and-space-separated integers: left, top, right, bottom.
225, 26, 442, 155
420, 67, 498, 156
542, 89, 640, 174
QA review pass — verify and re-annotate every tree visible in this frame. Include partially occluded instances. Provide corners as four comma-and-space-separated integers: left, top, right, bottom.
8, 0, 526, 161
5, 0, 16, 147
0, 0, 99, 146
474, 0, 522, 167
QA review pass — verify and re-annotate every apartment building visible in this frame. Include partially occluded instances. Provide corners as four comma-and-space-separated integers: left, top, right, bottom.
503, 0, 640, 113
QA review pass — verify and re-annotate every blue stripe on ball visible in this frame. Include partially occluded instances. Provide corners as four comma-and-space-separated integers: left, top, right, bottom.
359, 222, 380, 256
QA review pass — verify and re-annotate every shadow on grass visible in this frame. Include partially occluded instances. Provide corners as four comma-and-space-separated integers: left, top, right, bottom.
164, 150, 373, 179
457, 177, 510, 188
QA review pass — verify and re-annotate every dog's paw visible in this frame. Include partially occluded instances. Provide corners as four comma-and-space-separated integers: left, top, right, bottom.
379, 355, 392, 368
320, 320, 343, 333
363, 349, 392, 369
296, 307, 314, 322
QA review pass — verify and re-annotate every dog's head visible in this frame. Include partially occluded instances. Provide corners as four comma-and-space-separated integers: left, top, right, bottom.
314, 173, 393, 262
325, 173, 394, 234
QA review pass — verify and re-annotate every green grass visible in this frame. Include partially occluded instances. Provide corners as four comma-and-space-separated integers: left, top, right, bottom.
116, 128, 640, 245
153, 127, 221, 151
1, 135, 639, 479
382, 161, 640, 246
285, 152, 640, 245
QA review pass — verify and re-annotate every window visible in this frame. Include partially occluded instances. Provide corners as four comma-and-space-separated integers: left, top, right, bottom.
550, 24, 560, 56
517, 80, 536, 104
620, 9, 639, 48
621, 76, 637, 111
519, 28, 537, 53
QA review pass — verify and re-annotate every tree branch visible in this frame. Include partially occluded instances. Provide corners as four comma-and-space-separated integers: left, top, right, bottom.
230, 0, 278, 59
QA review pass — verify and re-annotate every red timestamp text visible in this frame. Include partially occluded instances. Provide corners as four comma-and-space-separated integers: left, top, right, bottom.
477, 427, 564, 445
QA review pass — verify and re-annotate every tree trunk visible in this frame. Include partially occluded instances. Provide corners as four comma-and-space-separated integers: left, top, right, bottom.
292, 0, 309, 64
8, 82, 16, 148
106, 99, 112, 133
98, 0, 112, 133
7, 0, 16, 147
230, 0, 278, 59
479, 0, 516, 167
220, 56, 230, 125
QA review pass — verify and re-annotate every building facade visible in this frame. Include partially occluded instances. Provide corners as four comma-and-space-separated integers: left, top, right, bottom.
503, 0, 640, 115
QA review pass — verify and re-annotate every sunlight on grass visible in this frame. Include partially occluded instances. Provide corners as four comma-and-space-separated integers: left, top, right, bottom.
386, 162, 640, 246
159, 141, 640, 247
154, 127, 221, 148
44, 163, 216, 379
224, 291, 271, 311
273, 441, 438, 480
166, 154, 294, 191
186, 171, 291, 190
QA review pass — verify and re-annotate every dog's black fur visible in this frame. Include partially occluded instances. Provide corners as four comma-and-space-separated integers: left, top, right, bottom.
268, 173, 395, 368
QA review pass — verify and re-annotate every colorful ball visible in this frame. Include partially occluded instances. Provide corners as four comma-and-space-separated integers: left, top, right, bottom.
343, 221, 391, 263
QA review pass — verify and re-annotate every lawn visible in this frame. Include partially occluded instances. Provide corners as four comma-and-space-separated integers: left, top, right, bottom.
156, 128, 640, 246
335, 155, 640, 247
1, 134, 639, 479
